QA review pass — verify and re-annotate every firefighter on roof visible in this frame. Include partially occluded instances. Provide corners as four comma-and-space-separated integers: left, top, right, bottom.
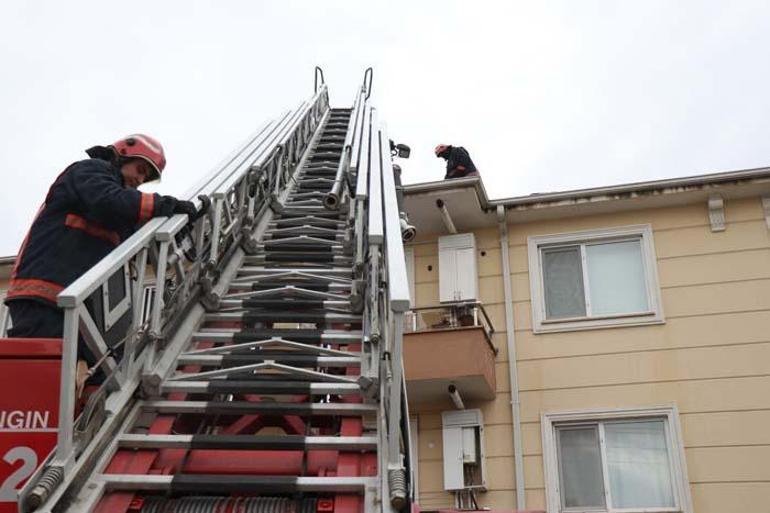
435, 144, 479, 179
4, 134, 203, 392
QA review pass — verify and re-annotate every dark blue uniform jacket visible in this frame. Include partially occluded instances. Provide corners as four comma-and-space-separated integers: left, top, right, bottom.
6, 158, 176, 307
443, 146, 479, 179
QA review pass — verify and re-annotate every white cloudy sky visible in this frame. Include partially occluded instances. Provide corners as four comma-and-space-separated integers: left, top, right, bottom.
1, 1, 769, 255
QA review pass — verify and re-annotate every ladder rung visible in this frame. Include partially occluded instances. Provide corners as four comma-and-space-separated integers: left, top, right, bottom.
219, 299, 349, 309
193, 329, 362, 343
99, 474, 374, 493
238, 266, 352, 276
141, 400, 376, 416
161, 380, 362, 395
176, 354, 360, 367
118, 434, 378, 451
204, 311, 361, 323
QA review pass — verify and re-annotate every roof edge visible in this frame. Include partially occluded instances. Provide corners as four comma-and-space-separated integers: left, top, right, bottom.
402, 166, 770, 210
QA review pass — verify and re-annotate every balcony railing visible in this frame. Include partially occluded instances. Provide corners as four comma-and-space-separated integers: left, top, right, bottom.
405, 300, 497, 355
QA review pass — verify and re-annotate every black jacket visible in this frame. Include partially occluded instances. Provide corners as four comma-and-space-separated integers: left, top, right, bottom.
6, 158, 177, 306
443, 146, 478, 179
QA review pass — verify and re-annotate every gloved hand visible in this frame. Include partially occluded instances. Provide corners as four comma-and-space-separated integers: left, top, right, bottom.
196, 194, 211, 218
173, 200, 198, 219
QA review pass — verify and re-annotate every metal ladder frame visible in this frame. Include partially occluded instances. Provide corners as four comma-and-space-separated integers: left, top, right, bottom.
21, 69, 415, 513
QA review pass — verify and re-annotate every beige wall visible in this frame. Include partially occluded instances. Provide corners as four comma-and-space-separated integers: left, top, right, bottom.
407, 195, 770, 512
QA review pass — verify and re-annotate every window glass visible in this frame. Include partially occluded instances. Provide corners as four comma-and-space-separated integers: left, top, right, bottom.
543, 246, 586, 319
557, 426, 605, 509
585, 240, 648, 315
605, 420, 675, 508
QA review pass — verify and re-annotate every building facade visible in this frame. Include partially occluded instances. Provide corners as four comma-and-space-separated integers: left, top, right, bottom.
401, 169, 770, 513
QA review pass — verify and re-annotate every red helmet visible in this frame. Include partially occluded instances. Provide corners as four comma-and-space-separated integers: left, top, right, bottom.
112, 134, 166, 181
434, 144, 450, 157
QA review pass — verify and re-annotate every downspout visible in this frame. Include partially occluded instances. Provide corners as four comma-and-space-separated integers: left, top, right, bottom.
497, 204, 526, 509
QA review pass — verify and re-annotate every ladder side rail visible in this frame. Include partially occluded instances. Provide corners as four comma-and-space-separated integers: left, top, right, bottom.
207, 104, 306, 267
269, 85, 329, 198
349, 86, 368, 179
326, 88, 364, 209
203, 89, 326, 273
215, 109, 294, 196
220, 103, 304, 201
378, 120, 411, 510
367, 109, 383, 244
188, 113, 288, 207
205, 86, 324, 202
352, 101, 371, 275
152, 112, 295, 285
347, 88, 366, 188
179, 117, 280, 203
379, 122, 410, 313
274, 100, 317, 197
354, 104, 372, 201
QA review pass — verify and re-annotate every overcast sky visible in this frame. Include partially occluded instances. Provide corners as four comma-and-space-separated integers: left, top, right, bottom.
1, 1, 769, 256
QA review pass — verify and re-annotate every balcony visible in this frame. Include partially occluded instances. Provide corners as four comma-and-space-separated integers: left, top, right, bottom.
403, 301, 498, 405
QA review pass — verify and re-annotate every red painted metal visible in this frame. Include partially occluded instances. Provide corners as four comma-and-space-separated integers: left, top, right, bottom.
95, 341, 215, 513
0, 338, 61, 513
93, 321, 376, 513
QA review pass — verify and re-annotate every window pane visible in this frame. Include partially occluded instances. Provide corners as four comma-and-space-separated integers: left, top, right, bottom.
585, 240, 648, 315
605, 420, 675, 508
542, 246, 586, 319
557, 426, 606, 509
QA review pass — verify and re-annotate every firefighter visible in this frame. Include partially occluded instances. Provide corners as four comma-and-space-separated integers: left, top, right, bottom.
4, 134, 202, 393
435, 144, 479, 179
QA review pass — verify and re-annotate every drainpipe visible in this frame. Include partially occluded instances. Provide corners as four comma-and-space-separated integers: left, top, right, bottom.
497, 204, 526, 510
448, 384, 465, 410
436, 199, 458, 234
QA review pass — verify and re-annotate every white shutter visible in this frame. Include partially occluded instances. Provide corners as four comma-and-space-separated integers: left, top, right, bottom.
455, 247, 478, 300
438, 245, 458, 302
439, 234, 478, 302
442, 424, 465, 490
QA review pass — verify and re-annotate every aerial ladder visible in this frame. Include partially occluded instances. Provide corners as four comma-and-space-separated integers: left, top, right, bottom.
0, 68, 416, 513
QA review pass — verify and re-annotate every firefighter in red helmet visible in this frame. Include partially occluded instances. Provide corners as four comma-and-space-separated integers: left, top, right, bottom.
435, 144, 479, 179
5, 134, 204, 392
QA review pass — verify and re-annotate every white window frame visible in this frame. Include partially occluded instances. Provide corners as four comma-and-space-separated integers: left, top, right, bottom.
541, 406, 693, 513
527, 224, 664, 333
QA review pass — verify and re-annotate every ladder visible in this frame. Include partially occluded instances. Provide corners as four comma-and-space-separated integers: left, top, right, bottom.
17, 68, 414, 513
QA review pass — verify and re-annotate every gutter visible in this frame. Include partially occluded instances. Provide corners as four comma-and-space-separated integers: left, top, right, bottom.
497, 204, 526, 509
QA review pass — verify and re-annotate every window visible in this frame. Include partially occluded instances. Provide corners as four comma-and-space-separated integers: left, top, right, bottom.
528, 225, 663, 332
542, 407, 693, 513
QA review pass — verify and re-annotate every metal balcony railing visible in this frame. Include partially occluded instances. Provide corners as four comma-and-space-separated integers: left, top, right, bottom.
404, 300, 497, 355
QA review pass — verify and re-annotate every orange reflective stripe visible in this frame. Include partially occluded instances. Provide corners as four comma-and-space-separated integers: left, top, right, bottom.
7, 278, 64, 303
64, 214, 120, 246
138, 193, 154, 224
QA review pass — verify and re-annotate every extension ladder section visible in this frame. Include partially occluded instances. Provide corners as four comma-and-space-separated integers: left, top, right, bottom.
82, 109, 381, 513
